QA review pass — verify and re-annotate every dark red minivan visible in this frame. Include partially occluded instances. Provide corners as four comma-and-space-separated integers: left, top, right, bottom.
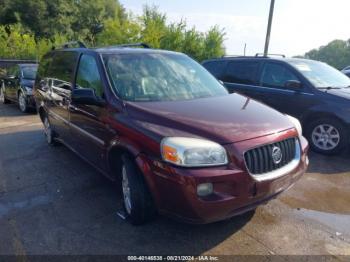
34, 42, 309, 224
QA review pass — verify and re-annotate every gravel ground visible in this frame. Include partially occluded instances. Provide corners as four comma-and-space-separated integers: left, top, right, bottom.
0, 103, 349, 258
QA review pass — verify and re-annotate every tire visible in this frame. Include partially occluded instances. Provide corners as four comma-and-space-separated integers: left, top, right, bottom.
18, 91, 29, 113
306, 118, 347, 155
121, 154, 156, 225
0, 83, 10, 104
43, 114, 59, 146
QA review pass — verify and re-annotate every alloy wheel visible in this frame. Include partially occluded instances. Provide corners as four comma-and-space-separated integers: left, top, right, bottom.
122, 165, 132, 215
311, 124, 340, 151
19, 92, 26, 112
44, 117, 52, 144
0, 87, 4, 103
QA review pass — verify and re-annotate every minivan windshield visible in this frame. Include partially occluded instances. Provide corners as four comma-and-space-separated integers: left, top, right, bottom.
103, 53, 228, 102
288, 60, 350, 89
22, 66, 38, 80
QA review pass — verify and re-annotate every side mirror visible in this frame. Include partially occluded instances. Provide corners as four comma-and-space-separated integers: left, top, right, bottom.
285, 80, 302, 89
71, 88, 105, 107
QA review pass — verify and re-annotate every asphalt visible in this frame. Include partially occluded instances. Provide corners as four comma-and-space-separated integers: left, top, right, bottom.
0, 103, 350, 257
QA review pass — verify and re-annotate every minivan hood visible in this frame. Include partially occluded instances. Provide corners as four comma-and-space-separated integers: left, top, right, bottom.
125, 94, 294, 144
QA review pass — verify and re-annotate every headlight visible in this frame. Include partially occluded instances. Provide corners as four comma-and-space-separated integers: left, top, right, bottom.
24, 86, 33, 95
161, 137, 228, 167
286, 115, 303, 137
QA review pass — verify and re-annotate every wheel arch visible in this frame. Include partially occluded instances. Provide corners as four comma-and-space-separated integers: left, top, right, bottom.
38, 106, 47, 123
301, 111, 346, 130
107, 139, 142, 181
106, 139, 160, 207
17, 87, 24, 97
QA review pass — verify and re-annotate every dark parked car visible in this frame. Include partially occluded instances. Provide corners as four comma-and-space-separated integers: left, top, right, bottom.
0, 63, 38, 112
203, 56, 350, 155
342, 66, 350, 71
342, 69, 350, 78
34, 43, 308, 225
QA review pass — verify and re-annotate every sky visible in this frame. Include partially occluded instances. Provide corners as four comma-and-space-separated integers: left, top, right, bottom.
120, 0, 350, 57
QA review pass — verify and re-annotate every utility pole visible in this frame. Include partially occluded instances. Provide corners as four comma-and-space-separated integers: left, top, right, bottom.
264, 0, 275, 56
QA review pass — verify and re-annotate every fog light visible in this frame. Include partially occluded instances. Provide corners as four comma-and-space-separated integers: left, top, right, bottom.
197, 183, 213, 197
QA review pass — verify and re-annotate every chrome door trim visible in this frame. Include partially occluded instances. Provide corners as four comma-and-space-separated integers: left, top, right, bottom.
224, 82, 314, 96
49, 110, 105, 146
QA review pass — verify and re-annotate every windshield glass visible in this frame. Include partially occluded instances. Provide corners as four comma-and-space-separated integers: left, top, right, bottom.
103, 53, 228, 102
288, 60, 350, 88
22, 66, 38, 80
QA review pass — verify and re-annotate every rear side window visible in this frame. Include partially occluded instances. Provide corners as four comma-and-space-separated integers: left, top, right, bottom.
261, 62, 299, 88
76, 54, 104, 98
49, 51, 79, 90
37, 53, 53, 80
222, 61, 259, 85
7, 66, 20, 78
203, 61, 226, 78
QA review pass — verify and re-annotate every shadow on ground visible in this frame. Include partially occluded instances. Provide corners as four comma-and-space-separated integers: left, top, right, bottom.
0, 103, 37, 118
0, 129, 254, 255
307, 149, 350, 174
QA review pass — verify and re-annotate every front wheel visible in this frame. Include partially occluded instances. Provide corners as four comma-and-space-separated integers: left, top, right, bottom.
18, 91, 29, 113
121, 154, 156, 225
0, 84, 10, 104
43, 115, 59, 146
306, 118, 347, 155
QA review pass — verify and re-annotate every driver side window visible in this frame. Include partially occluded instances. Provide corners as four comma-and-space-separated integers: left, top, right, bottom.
76, 54, 104, 98
260, 63, 299, 88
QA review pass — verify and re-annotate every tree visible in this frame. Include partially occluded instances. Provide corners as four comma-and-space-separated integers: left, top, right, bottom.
202, 26, 226, 61
0, 2, 226, 62
139, 5, 167, 49
304, 39, 350, 69
71, 0, 126, 45
96, 15, 141, 46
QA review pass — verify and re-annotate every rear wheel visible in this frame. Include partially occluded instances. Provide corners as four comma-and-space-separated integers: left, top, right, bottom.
18, 91, 29, 113
306, 118, 347, 155
43, 115, 59, 146
121, 154, 156, 225
0, 83, 10, 104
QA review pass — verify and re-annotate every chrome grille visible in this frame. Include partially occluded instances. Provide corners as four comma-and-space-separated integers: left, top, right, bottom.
244, 138, 297, 175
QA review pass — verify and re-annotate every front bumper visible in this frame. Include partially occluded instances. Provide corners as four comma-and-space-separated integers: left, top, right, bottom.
138, 132, 309, 224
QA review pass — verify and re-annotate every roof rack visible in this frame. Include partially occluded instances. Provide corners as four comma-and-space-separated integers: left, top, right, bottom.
114, 43, 151, 49
222, 55, 242, 58
255, 53, 286, 58
60, 41, 87, 49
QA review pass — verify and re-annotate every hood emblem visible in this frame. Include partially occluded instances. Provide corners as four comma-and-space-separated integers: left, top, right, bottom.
272, 146, 282, 164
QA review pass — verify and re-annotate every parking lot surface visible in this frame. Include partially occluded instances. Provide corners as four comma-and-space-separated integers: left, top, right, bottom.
0, 103, 350, 256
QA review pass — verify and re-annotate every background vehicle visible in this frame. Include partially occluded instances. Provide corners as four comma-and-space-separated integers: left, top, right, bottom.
0, 63, 38, 112
341, 68, 350, 78
203, 56, 350, 155
34, 42, 308, 225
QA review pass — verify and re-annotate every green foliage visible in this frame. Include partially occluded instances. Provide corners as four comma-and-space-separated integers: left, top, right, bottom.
0, 24, 67, 60
0, 2, 225, 62
96, 13, 141, 46
304, 40, 350, 70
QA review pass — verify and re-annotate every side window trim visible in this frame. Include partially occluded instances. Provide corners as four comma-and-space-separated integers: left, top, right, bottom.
259, 61, 301, 90
204, 60, 227, 79
74, 53, 106, 99
14, 66, 20, 78
223, 60, 261, 86
49, 51, 79, 91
